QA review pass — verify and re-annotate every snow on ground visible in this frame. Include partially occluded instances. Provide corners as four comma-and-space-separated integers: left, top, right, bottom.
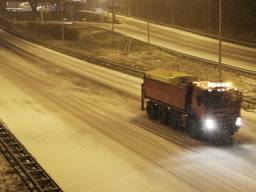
0, 42, 200, 192
0, 153, 28, 191
0, 27, 256, 192
10, 21, 256, 98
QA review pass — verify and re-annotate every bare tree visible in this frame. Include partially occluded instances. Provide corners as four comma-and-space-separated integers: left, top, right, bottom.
28, 0, 41, 19
0, 1, 7, 10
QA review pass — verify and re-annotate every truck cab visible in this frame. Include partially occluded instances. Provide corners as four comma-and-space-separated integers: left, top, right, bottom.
190, 81, 242, 138
141, 69, 243, 142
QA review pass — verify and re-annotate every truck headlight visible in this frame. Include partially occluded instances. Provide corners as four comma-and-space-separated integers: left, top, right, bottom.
203, 118, 217, 131
235, 117, 242, 127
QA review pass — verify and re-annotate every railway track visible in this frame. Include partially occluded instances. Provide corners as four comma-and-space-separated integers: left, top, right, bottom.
0, 120, 62, 192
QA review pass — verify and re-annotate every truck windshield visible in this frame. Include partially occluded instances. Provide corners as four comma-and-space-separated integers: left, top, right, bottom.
201, 90, 241, 109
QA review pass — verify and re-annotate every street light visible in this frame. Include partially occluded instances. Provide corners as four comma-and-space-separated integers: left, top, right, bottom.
16, 0, 19, 23
147, 16, 150, 43
208, 0, 211, 32
108, 2, 119, 32
146, 0, 151, 43
218, 0, 222, 81
170, 0, 174, 25
60, 0, 65, 40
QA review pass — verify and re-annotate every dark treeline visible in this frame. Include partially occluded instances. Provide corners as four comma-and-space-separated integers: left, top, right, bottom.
1, 0, 255, 42
0, 0, 88, 20
119, 0, 256, 43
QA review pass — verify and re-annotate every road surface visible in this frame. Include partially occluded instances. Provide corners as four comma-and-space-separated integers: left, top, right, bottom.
97, 15, 256, 72
0, 29, 256, 192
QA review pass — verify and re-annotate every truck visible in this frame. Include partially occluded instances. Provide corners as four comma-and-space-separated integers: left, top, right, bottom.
141, 69, 243, 141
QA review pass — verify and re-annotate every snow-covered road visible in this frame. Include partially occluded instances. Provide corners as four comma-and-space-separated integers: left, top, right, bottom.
96, 15, 256, 73
0, 29, 256, 192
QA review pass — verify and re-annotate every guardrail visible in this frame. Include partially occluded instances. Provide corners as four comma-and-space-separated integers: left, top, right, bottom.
156, 45, 256, 76
15, 37, 256, 110
0, 120, 62, 192
0, 20, 255, 109
243, 96, 256, 109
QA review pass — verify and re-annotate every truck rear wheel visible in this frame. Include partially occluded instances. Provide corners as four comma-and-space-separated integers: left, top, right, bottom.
168, 109, 182, 130
159, 106, 169, 124
146, 101, 158, 120
168, 109, 177, 129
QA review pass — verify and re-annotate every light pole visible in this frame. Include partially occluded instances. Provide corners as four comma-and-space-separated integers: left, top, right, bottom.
70, 3, 75, 23
146, 0, 150, 43
147, 19, 150, 43
218, 0, 222, 81
40, 5, 45, 22
208, 0, 211, 32
170, 0, 174, 25
125, 0, 131, 16
108, 4, 118, 32
111, 7, 115, 32
16, 0, 18, 23
60, 0, 65, 41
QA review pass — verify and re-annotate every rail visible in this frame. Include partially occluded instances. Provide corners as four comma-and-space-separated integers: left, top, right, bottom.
0, 120, 62, 192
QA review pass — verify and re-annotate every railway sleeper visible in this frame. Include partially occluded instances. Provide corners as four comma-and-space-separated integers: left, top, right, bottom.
0, 127, 7, 132
0, 132, 10, 137
28, 169, 44, 176
44, 188, 62, 192
26, 166, 44, 174
9, 145, 23, 151
11, 149, 25, 154
0, 131, 7, 135
29, 170, 48, 179
8, 143, 20, 148
36, 178, 52, 185
41, 183, 59, 190
23, 162, 37, 168
0, 121, 63, 191
3, 138, 16, 143
17, 155, 32, 161
14, 152, 29, 159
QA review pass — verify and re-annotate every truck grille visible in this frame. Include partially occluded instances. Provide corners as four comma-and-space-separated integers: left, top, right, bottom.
217, 114, 237, 130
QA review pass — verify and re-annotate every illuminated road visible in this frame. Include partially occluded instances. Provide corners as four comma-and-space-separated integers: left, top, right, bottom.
99, 15, 256, 72
0, 29, 256, 192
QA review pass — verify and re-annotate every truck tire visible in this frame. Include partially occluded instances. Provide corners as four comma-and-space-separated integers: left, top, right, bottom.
169, 109, 182, 130
187, 117, 202, 139
168, 109, 177, 129
229, 125, 238, 136
159, 106, 168, 124
146, 101, 158, 120
175, 112, 183, 130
